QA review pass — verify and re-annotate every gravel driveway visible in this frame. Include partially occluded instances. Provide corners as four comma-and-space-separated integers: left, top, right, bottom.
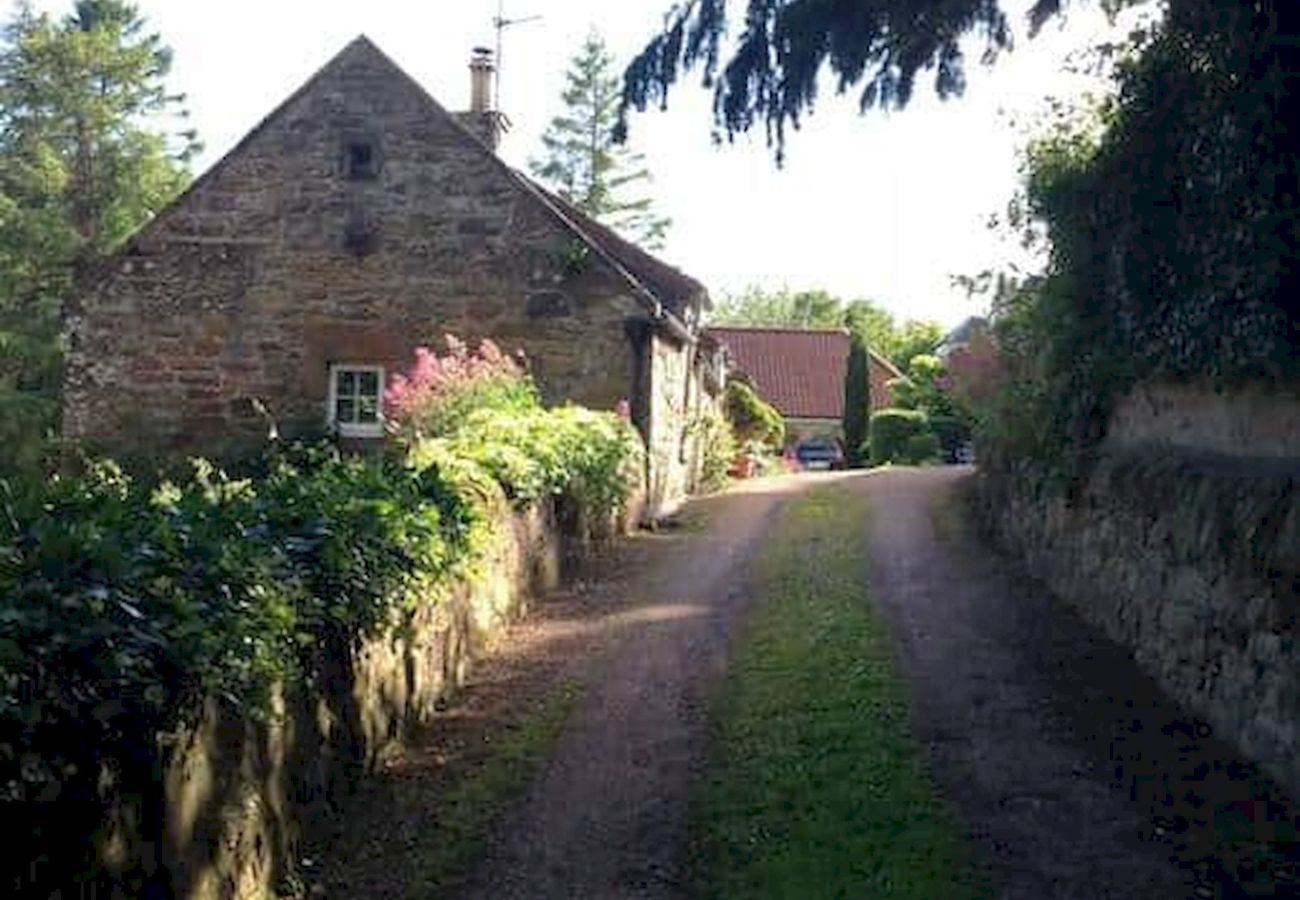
456, 474, 827, 900
323, 467, 1294, 898
858, 466, 1294, 899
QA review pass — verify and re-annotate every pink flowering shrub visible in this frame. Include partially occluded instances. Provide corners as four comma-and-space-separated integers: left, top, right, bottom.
384, 336, 539, 442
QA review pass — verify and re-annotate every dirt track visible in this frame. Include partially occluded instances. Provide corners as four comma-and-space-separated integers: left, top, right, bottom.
319, 468, 1294, 898
859, 466, 1295, 899
457, 474, 821, 900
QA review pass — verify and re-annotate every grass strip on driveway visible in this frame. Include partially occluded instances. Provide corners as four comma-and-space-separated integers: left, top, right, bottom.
691, 486, 984, 899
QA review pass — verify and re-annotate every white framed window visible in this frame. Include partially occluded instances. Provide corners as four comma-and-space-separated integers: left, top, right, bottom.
327, 364, 385, 438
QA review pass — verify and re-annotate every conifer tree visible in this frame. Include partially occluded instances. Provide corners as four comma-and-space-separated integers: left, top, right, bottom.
842, 323, 873, 468
620, 0, 1105, 159
0, 0, 196, 477
531, 31, 670, 249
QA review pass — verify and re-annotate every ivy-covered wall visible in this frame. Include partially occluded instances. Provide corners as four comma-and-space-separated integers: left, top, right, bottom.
155, 496, 563, 900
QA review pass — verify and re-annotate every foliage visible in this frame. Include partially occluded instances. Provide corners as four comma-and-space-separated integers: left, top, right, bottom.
692, 488, 982, 898
711, 285, 942, 370
723, 379, 783, 449
885, 320, 947, 373
436, 405, 645, 518
869, 408, 931, 465
890, 354, 971, 461
385, 337, 644, 520
902, 432, 941, 465
0, 0, 197, 481
841, 325, 872, 467
710, 285, 843, 329
383, 337, 536, 443
0, 446, 475, 832
1, 359, 643, 887
974, 1, 1298, 487
689, 409, 736, 492
531, 30, 671, 249
620, 0, 1083, 160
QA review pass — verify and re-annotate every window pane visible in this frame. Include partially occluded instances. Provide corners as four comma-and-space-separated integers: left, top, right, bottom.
337, 370, 356, 396
336, 396, 356, 423
357, 397, 378, 422
358, 371, 379, 396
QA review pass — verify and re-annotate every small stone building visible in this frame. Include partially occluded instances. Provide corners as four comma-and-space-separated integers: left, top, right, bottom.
705, 326, 901, 443
64, 37, 722, 514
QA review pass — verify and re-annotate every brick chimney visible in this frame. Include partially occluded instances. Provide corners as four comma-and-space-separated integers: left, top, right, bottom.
456, 47, 509, 152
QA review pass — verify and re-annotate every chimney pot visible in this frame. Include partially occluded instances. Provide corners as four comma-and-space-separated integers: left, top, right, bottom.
469, 47, 494, 113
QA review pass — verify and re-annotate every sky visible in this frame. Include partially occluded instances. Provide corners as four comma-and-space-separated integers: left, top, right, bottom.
11, 0, 1147, 328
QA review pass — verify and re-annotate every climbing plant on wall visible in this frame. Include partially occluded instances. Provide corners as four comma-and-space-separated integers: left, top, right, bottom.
974, 0, 1298, 485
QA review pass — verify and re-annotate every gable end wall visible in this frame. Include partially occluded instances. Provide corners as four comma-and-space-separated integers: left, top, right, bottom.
65, 43, 658, 466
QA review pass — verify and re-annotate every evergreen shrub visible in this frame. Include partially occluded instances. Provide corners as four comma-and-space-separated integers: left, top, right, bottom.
868, 408, 929, 464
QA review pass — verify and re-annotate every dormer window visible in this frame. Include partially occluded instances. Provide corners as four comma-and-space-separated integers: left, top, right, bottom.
344, 136, 380, 180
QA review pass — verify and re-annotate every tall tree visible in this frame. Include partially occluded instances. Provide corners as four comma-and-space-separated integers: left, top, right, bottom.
531, 31, 671, 249
842, 323, 872, 467
710, 285, 843, 328
0, 0, 196, 478
618, 0, 1131, 159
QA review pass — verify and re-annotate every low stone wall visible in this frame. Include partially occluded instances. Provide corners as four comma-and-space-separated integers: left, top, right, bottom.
90, 496, 567, 899
978, 382, 1299, 796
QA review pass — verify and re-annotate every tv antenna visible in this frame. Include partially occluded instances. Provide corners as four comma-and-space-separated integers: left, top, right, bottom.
493, 0, 542, 111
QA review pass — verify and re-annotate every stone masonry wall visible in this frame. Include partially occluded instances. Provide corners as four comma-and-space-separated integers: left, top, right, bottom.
980, 380, 1299, 796
92, 496, 565, 900
646, 332, 721, 515
64, 40, 647, 463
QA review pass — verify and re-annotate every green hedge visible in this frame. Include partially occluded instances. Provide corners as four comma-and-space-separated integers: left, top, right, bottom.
0, 404, 641, 890
868, 408, 930, 464
724, 380, 784, 449
902, 432, 940, 465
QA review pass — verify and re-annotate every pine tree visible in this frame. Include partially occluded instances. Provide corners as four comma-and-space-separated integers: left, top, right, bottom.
531, 31, 670, 249
0, 0, 197, 478
842, 323, 873, 468
620, 0, 1084, 159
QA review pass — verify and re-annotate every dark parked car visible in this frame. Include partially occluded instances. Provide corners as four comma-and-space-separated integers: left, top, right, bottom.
794, 438, 844, 471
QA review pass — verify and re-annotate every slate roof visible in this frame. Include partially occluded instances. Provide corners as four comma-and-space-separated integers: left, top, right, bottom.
522, 181, 708, 316
706, 326, 901, 419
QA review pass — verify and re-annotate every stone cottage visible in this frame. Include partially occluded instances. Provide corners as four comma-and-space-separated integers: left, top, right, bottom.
705, 326, 901, 444
64, 37, 723, 514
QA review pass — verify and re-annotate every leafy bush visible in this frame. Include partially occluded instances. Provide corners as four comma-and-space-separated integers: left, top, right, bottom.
1, 326, 648, 892
901, 432, 940, 465
689, 410, 736, 492
868, 408, 929, 464
384, 336, 537, 441
437, 405, 644, 517
0, 447, 476, 813
724, 380, 783, 450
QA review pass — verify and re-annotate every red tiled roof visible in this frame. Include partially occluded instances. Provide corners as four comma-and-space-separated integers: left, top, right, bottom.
707, 327, 847, 419
706, 327, 901, 419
